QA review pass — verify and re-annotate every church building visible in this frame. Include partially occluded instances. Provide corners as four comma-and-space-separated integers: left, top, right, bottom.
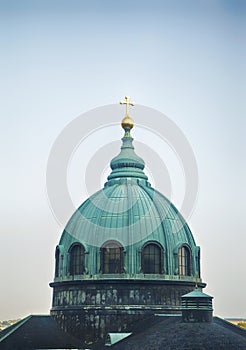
0, 97, 245, 349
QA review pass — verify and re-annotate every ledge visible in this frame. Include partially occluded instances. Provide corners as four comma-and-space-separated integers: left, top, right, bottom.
53, 273, 202, 282
50, 275, 206, 288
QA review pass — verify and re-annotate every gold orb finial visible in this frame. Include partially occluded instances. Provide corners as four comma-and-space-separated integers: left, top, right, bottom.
120, 96, 135, 133
121, 115, 134, 131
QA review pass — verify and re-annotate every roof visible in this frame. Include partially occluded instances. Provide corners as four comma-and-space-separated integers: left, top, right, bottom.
108, 315, 246, 350
63, 179, 195, 248
1, 314, 245, 350
57, 124, 199, 277
182, 288, 213, 298
0, 315, 84, 350
62, 118, 197, 250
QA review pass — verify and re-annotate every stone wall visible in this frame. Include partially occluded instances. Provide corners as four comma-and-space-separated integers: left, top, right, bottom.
50, 279, 199, 342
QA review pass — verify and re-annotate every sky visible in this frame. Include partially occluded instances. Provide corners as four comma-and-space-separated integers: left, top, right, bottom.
0, 0, 245, 320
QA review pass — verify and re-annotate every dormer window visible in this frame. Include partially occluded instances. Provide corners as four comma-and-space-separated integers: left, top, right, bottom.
178, 245, 191, 276
55, 246, 60, 277
142, 242, 163, 274
101, 241, 124, 274
69, 243, 85, 275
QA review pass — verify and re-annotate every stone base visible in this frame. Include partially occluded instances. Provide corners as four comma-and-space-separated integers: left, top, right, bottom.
50, 279, 205, 342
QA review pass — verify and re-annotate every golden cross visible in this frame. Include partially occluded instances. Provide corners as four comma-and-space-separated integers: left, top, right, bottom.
120, 96, 135, 116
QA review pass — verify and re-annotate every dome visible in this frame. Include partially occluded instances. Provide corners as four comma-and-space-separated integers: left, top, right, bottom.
50, 100, 204, 342
55, 113, 200, 278
63, 179, 195, 251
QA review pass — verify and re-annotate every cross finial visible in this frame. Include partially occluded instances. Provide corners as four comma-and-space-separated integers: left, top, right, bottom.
120, 95, 135, 116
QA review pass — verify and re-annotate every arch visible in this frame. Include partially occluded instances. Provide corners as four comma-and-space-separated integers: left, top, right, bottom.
55, 246, 60, 277
141, 242, 163, 274
101, 240, 124, 274
69, 243, 85, 275
178, 245, 191, 276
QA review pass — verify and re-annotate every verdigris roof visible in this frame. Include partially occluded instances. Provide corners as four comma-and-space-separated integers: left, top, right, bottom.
62, 177, 194, 249
61, 119, 195, 249
182, 288, 213, 298
58, 111, 200, 277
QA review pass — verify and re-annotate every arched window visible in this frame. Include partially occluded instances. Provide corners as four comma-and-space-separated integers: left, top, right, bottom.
178, 245, 191, 276
197, 248, 201, 278
142, 243, 163, 274
55, 246, 60, 277
69, 244, 85, 275
101, 241, 124, 274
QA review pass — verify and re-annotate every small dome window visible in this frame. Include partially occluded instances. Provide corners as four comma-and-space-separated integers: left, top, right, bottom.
142, 242, 163, 274
55, 246, 60, 278
69, 243, 85, 275
178, 245, 191, 276
101, 241, 124, 274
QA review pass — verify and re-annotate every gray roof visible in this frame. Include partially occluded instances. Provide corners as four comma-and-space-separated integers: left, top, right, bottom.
0, 315, 84, 350
109, 315, 246, 350
1, 314, 246, 350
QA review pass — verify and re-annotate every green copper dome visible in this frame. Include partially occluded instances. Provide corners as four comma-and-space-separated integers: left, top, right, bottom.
50, 101, 204, 342
54, 112, 201, 280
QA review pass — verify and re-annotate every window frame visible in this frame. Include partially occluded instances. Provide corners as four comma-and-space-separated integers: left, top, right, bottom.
141, 241, 164, 274
100, 240, 124, 274
55, 246, 60, 278
178, 245, 192, 276
68, 243, 85, 276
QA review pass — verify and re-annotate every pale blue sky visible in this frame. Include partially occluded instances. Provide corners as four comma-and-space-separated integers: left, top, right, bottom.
0, 0, 245, 319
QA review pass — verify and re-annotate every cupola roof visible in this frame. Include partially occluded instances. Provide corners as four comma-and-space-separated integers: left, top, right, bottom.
108, 96, 147, 181
57, 96, 200, 278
